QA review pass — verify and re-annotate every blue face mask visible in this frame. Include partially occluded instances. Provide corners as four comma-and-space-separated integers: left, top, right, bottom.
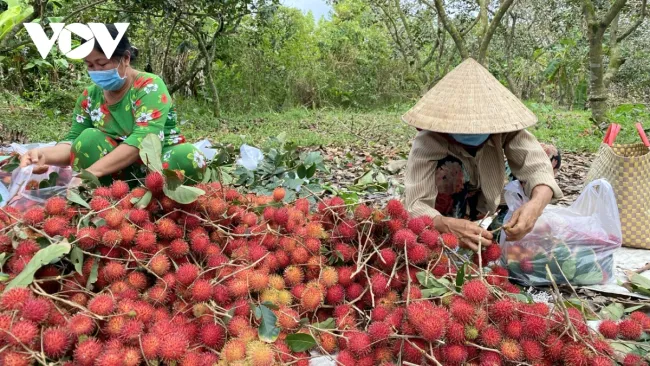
450, 133, 490, 146
88, 60, 126, 91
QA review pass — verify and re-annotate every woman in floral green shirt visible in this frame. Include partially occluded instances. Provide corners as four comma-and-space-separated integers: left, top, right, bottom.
20, 25, 206, 184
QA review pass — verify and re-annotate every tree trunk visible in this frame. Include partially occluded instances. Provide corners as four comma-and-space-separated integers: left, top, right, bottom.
204, 64, 221, 117
587, 24, 608, 125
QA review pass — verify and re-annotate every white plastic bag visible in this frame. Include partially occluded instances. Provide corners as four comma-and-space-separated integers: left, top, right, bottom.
500, 179, 622, 286
193, 139, 218, 161
236, 144, 264, 170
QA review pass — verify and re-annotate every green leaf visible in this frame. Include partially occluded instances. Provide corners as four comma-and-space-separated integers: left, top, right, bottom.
135, 191, 152, 209
456, 263, 466, 291
67, 190, 90, 209
260, 301, 279, 310
628, 272, 650, 289
356, 171, 374, 186
600, 303, 624, 321
312, 318, 336, 330
574, 270, 604, 285
201, 167, 212, 183
561, 258, 577, 280
70, 246, 83, 275
624, 305, 645, 313
163, 185, 205, 204
256, 304, 280, 343
224, 307, 236, 324
421, 287, 449, 297
79, 170, 101, 188
286, 333, 316, 352
0, 273, 9, 282
139, 134, 163, 172
5, 240, 71, 291
86, 259, 99, 290
305, 164, 317, 179
297, 164, 307, 179
0, 253, 8, 268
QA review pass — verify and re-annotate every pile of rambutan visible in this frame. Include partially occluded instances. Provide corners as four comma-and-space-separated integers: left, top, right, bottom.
0, 174, 648, 365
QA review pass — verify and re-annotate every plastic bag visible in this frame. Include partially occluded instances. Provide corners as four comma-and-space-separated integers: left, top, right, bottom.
236, 144, 264, 170
193, 139, 218, 161
500, 179, 622, 286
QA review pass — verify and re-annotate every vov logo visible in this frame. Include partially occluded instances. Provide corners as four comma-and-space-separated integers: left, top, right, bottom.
24, 23, 130, 60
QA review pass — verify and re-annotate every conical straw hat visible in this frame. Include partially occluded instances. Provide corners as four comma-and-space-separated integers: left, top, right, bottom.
402, 58, 537, 134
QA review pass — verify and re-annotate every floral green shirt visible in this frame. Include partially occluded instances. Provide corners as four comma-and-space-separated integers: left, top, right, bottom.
62, 72, 186, 148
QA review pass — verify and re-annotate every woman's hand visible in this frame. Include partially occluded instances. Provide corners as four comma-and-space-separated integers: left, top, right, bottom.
434, 216, 493, 252
503, 185, 553, 241
20, 149, 50, 174
503, 200, 544, 241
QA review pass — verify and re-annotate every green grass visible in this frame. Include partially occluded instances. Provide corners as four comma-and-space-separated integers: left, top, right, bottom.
1, 92, 646, 153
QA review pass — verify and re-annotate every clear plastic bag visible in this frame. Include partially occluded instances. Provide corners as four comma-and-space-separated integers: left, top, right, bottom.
500, 179, 622, 286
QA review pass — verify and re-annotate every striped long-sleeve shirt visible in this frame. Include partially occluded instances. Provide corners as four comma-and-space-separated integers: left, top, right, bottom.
404, 129, 563, 218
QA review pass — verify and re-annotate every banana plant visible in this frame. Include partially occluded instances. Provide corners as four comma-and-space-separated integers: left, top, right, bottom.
0, 0, 34, 42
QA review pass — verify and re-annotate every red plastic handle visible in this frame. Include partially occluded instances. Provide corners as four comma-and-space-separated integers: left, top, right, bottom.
606, 124, 621, 146
636, 123, 650, 147
603, 124, 613, 144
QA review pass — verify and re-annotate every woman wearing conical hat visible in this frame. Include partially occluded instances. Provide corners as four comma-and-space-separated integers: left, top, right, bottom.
403, 58, 562, 251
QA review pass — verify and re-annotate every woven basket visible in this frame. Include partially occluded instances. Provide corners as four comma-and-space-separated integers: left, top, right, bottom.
585, 123, 650, 249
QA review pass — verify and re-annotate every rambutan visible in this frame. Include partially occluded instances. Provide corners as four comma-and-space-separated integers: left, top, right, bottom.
96, 349, 124, 366
283, 265, 304, 286
521, 339, 544, 362
87, 294, 115, 316
623, 353, 647, 366
103, 209, 124, 228
43, 216, 68, 236
158, 333, 188, 361
503, 320, 523, 339
8, 320, 38, 346
447, 321, 466, 344
301, 283, 324, 311
521, 314, 548, 340
145, 172, 165, 194
76, 227, 99, 250
406, 301, 448, 341
90, 196, 111, 212
462, 279, 488, 303
20, 297, 50, 323
148, 254, 171, 276
74, 338, 104, 366
337, 266, 354, 287
102, 261, 126, 281
591, 355, 614, 366
483, 243, 502, 263
222, 339, 247, 362
336, 350, 357, 366
420, 229, 441, 249
0, 287, 32, 310
110, 180, 130, 200
354, 204, 373, 221
156, 218, 179, 239
176, 263, 199, 287
477, 326, 501, 348
376, 248, 397, 268
630, 311, 650, 331
68, 313, 95, 336
619, 319, 643, 340
334, 242, 357, 262
119, 224, 136, 244
443, 344, 468, 365
347, 331, 372, 356
335, 220, 357, 240
392, 228, 417, 247
371, 273, 389, 297
386, 199, 406, 218
249, 271, 269, 292
368, 321, 392, 343
442, 232, 459, 249
23, 207, 45, 225
326, 285, 346, 305
450, 298, 475, 324
544, 334, 564, 361
406, 243, 429, 264
562, 344, 591, 366
599, 319, 619, 339
101, 230, 122, 246
42, 327, 72, 357
346, 283, 364, 301
45, 196, 67, 216
396, 338, 426, 364
500, 339, 523, 362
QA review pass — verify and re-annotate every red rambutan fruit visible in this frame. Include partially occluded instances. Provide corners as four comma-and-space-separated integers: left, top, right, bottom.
407, 217, 426, 235
0, 287, 32, 311
43, 216, 68, 236
591, 355, 614, 366
462, 279, 488, 303
101, 230, 122, 246
20, 297, 50, 323
345, 283, 364, 301
347, 331, 372, 356
102, 261, 126, 282
158, 333, 188, 361
500, 339, 523, 362
326, 285, 346, 305
443, 344, 468, 365
371, 273, 389, 297
300, 283, 324, 311
447, 321, 466, 344
392, 228, 417, 247
76, 227, 99, 250
386, 199, 406, 218
420, 229, 441, 249
156, 218, 179, 240
74, 338, 104, 366
599, 319, 619, 339
562, 344, 591, 366
87, 294, 115, 316
503, 320, 523, 339
68, 313, 95, 336
521, 339, 544, 362
145, 172, 165, 195
450, 298, 475, 324
480, 326, 502, 348
521, 314, 548, 340
42, 327, 72, 357
283, 266, 304, 286
23, 207, 45, 225
110, 180, 130, 200
442, 232, 459, 249
272, 187, 286, 202
8, 320, 38, 346
368, 321, 392, 343
630, 311, 650, 331
406, 243, 429, 264
90, 196, 111, 212
623, 353, 647, 366
45, 196, 67, 216
483, 243, 502, 263
354, 204, 372, 221
175, 263, 199, 287
619, 319, 643, 340
222, 339, 247, 362
376, 248, 397, 268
